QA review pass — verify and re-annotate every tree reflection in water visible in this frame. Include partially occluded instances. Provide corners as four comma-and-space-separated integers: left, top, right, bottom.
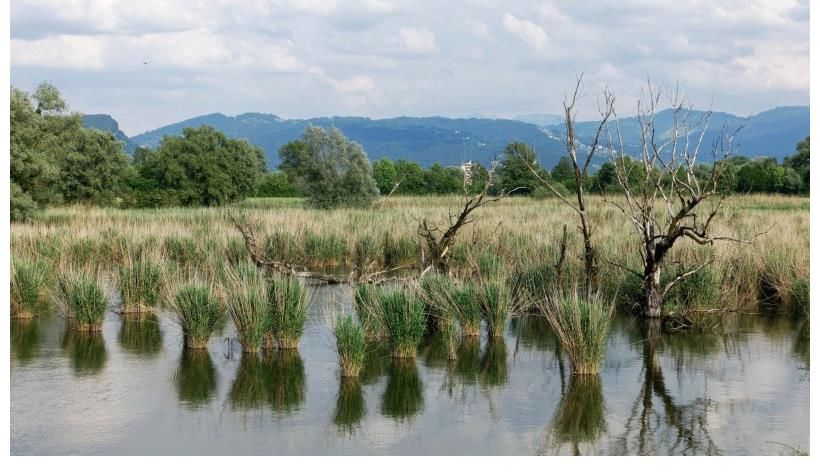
175, 348, 217, 408
615, 320, 721, 455
381, 359, 423, 421
62, 329, 107, 376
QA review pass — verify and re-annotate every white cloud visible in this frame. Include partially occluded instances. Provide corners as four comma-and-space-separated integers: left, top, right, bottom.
502, 13, 547, 52
309, 67, 376, 94
398, 27, 438, 54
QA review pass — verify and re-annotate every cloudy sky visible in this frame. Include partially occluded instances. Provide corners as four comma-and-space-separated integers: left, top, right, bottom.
10, 0, 810, 135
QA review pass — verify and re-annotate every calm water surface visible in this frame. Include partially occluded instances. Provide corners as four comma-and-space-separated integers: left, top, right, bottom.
10, 285, 810, 455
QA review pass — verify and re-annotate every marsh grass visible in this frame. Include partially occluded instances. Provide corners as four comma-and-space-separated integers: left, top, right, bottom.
118, 260, 163, 315
478, 280, 511, 338
540, 288, 614, 375
223, 263, 267, 353
167, 281, 225, 349
56, 269, 110, 332
380, 288, 426, 358
11, 259, 50, 319
266, 275, 308, 349
335, 315, 366, 377
354, 283, 386, 340
419, 273, 455, 332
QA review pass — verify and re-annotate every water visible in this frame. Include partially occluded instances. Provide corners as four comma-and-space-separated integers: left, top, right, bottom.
10, 285, 809, 455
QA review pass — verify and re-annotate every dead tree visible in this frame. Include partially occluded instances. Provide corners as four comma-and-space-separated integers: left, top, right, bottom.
416, 160, 516, 275
602, 81, 763, 318
520, 73, 615, 288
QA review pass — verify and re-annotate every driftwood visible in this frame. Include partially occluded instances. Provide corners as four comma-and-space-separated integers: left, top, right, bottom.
226, 211, 408, 285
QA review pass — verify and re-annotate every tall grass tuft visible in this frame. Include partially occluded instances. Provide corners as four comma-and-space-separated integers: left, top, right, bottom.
118, 260, 162, 315
56, 270, 109, 332
380, 288, 426, 358
11, 259, 49, 319
540, 287, 614, 375
334, 315, 366, 377
168, 282, 225, 349
354, 283, 386, 340
419, 273, 455, 332
478, 280, 510, 338
224, 264, 268, 353
266, 275, 308, 349
452, 283, 483, 336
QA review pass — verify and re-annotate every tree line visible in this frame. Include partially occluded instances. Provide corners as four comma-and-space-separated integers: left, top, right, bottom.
10, 82, 810, 221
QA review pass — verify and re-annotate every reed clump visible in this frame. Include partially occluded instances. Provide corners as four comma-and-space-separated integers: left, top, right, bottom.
56, 269, 110, 332
11, 259, 49, 319
478, 279, 511, 338
224, 264, 268, 353
334, 315, 366, 377
354, 283, 386, 340
168, 282, 225, 349
380, 288, 426, 359
266, 275, 308, 349
118, 260, 163, 315
540, 288, 614, 375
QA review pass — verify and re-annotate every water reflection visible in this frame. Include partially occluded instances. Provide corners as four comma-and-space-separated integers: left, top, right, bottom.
229, 353, 269, 410
616, 321, 721, 456
381, 360, 423, 421
266, 350, 306, 414
175, 349, 217, 408
11, 319, 40, 364
550, 375, 607, 455
793, 319, 809, 372
479, 337, 508, 388
360, 341, 390, 385
118, 316, 162, 357
454, 336, 481, 384
509, 316, 556, 352
420, 333, 451, 370
61, 329, 107, 375
333, 378, 365, 433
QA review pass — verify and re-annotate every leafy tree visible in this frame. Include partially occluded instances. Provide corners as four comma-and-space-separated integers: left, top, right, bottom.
373, 157, 399, 194
497, 142, 546, 195
278, 140, 308, 191
256, 171, 297, 197
10, 82, 131, 216
136, 125, 267, 206
59, 128, 131, 205
394, 159, 427, 195
467, 162, 490, 194
784, 136, 809, 193
296, 125, 379, 208
424, 162, 462, 194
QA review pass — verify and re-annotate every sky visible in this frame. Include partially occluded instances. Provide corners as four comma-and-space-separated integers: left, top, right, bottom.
9, 0, 810, 136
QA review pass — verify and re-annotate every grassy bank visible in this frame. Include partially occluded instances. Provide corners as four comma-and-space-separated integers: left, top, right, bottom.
10, 194, 809, 315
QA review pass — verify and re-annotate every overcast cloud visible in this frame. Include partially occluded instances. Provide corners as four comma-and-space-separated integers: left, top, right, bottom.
10, 0, 810, 135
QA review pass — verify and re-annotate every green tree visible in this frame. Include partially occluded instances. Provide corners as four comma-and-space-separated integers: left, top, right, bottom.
394, 159, 427, 194
59, 128, 131, 205
373, 157, 399, 194
424, 162, 462, 194
256, 171, 297, 197
497, 142, 546, 195
278, 140, 308, 191
137, 126, 267, 206
297, 125, 379, 208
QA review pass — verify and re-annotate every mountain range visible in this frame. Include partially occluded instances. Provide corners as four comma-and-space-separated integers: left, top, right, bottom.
82, 106, 809, 170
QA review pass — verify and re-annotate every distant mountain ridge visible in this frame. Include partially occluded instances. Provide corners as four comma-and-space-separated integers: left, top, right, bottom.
123, 106, 808, 169
82, 114, 137, 154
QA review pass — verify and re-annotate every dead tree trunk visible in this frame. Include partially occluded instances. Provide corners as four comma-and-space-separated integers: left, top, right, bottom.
521, 73, 614, 289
